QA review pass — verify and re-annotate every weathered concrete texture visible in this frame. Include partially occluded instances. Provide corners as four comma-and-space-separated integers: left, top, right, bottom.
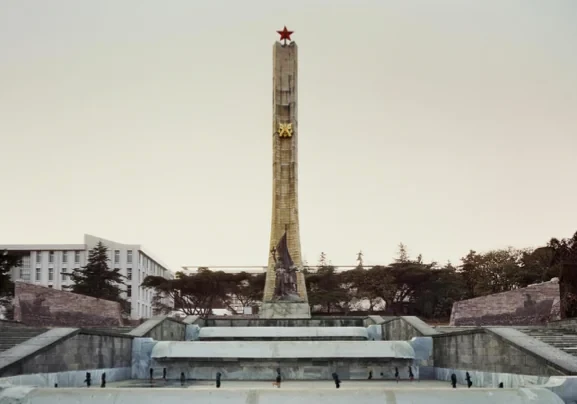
543, 376, 577, 404
488, 328, 577, 374
409, 337, 433, 367
263, 40, 308, 308
151, 341, 415, 360
149, 359, 414, 381
199, 327, 368, 340
259, 302, 311, 319
185, 324, 200, 341
430, 366, 550, 388
0, 385, 565, 404
201, 317, 366, 327
128, 317, 186, 341
0, 366, 131, 388
131, 338, 157, 379
433, 329, 572, 377
0, 331, 132, 377
13, 282, 123, 327
450, 281, 560, 326
382, 317, 439, 340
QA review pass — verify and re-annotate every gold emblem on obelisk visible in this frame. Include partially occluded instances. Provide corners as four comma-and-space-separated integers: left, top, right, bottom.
278, 123, 293, 138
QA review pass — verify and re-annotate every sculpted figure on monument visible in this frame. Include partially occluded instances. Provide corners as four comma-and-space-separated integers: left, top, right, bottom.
272, 232, 301, 301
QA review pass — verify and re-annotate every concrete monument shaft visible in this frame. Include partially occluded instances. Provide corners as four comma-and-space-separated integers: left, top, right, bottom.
260, 40, 310, 318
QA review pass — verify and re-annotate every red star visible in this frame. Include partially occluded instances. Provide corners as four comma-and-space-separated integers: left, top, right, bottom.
276, 26, 294, 42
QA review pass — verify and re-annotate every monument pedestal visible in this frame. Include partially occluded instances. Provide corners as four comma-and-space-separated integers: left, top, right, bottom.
259, 302, 311, 319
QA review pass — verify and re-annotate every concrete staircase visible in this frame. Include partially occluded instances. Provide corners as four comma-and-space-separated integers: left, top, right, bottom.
517, 327, 577, 357
0, 323, 48, 353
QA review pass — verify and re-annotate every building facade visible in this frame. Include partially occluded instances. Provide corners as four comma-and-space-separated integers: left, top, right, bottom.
0, 234, 174, 319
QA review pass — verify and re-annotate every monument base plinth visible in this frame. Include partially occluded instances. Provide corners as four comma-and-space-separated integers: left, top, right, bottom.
259, 302, 311, 319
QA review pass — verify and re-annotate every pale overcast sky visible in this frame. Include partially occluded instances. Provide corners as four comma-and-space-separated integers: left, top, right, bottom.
1, 0, 576, 271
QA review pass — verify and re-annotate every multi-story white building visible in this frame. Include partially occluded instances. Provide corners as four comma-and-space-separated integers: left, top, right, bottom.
0, 234, 174, 320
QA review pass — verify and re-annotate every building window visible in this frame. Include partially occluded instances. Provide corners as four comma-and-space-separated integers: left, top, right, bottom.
35, 268, 41, 281
114, 250, 120, 264
48, 268, 54, 281
74, 251, 80, 264
62, 251, 68, 263
61, 268, 67, 281
36, 251, 41, 263
49, 251, 54, 264
127, 250, 132, 264
127, 285, 132, 298
127, 268, 132, 281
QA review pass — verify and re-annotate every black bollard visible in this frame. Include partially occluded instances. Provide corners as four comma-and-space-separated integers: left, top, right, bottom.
216, 372, 222, 388
54, 384, 58, 388
275, 368, 281, 388
180, 372, 186, 387
163, 368, 167, 381
395, 367, 399, 383
466, 372, 472, 388
332, 372, 341, 389
149, 368, 153, 381
499, 382, 504, 388
408, 366, 414, 382
84, 372, 91, 387
451, 373, 457, 389
101, 373, 106, 388
368, 370, 373, 380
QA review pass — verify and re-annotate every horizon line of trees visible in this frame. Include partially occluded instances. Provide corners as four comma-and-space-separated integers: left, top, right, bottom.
1, 231, 576, 321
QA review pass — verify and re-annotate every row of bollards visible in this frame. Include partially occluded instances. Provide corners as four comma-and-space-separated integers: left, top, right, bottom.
58, 367, 503, 389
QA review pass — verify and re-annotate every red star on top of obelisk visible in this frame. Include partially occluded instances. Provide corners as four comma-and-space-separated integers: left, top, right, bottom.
277, 26, 294, 45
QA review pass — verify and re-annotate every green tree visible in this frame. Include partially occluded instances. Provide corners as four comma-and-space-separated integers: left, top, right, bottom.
226, 272, 265, 314
68, 242, 127, 311
549, 231, 577, 318
0, 250, 22, 320
142, 268, 235, 318
306, 253, 349, 313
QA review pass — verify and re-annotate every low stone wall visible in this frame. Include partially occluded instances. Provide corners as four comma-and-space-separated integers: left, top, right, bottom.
13, 282, 123, 327
200, 317, 367, 327
432, 328, 577, 377
149, 358, 414, 380
129, 316, 186, 341
0, 329, 133, 378
381, 317, 439, 340
449, 281, 560, 326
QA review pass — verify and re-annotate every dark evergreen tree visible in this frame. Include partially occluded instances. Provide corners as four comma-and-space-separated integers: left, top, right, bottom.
0, 250, 22, 319
68, 242, 126, 305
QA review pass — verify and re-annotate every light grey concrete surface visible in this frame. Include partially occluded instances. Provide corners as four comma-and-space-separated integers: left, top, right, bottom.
128, 317, 186, 341
185, 324, 200, 341
0, 367, 131, 388
151, 340, 415, 359
0, 328, 78, 373
430, 366, 551, 388
543, 376, 577, 404
366, 325, 382, 340
487, 328, 577, 374
0, 383, 565, 404
198, 327, 369, 340
148, 359, 413, 380
131, 338, 157, 379
408, 337, 433, 366
259, 302, 311, 319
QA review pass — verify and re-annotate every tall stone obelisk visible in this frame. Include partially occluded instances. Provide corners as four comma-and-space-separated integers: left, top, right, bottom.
260, 27, 311, 319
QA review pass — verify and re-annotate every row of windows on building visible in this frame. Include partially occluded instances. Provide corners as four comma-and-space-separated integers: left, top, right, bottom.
39, 250, 162, 271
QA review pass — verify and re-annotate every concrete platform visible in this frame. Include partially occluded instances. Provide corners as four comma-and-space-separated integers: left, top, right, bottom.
198, 327, 369, 340
151, 341, 414, 360
0, 382, 564, 404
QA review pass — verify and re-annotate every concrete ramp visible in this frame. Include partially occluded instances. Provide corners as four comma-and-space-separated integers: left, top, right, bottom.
0, 387, 564, 404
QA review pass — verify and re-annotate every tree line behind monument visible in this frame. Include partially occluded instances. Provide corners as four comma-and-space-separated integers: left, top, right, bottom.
1, 230, 577, 321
